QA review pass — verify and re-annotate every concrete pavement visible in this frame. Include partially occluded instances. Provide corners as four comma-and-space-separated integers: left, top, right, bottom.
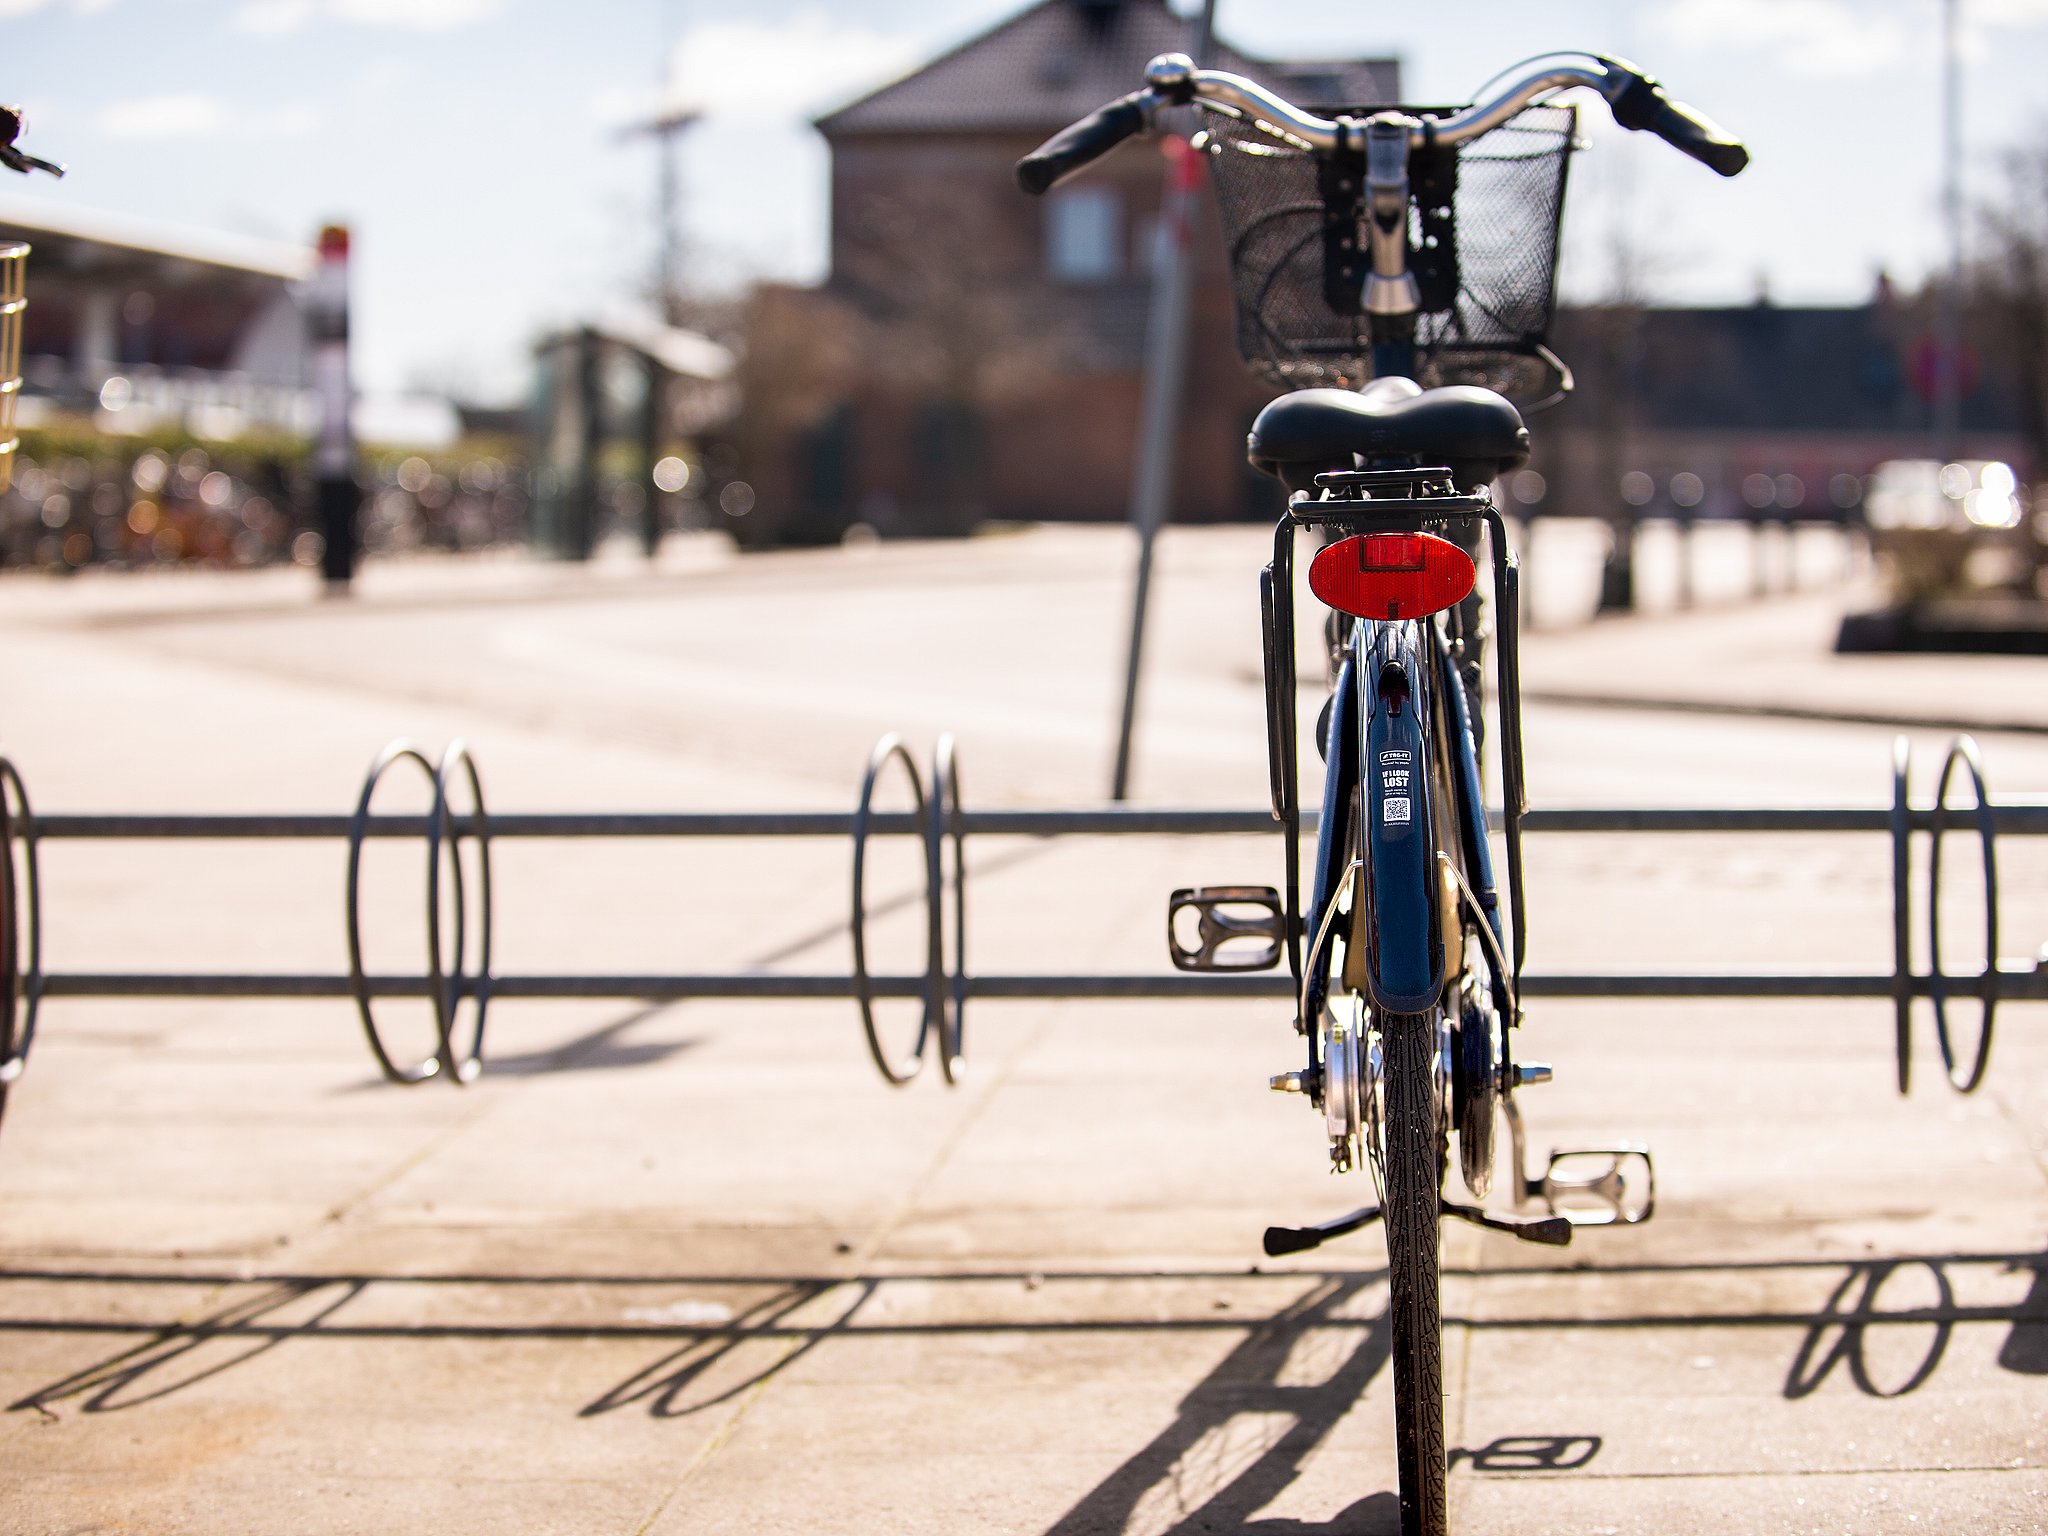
0, 524, 2043, 1534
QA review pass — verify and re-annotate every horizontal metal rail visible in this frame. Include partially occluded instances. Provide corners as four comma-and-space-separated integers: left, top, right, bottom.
36, 966, 2048, 1002
30, 804, 2048, 839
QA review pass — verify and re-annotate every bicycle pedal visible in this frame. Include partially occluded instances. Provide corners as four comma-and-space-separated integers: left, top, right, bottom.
1538, 1145, 1655, 1227
1168, 885, 1284, 972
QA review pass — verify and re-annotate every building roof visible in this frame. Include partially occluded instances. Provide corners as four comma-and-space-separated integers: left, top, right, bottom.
0, 191, 314, 283
816, 0, 1399, 137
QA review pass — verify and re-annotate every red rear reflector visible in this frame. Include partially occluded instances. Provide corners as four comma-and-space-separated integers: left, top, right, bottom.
1358, 533, 1425, 571
1309, 531, 1476, 622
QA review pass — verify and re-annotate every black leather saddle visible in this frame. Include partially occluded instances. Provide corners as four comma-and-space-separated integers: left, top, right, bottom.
1247, 378, 1530, 496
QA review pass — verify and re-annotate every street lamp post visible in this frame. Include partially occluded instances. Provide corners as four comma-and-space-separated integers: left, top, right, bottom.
1934, 0, 1965, 461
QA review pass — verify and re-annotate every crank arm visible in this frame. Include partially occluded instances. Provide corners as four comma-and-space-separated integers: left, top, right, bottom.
1263, 1203, 1382, 1256
1442, 1200, 1573, 1247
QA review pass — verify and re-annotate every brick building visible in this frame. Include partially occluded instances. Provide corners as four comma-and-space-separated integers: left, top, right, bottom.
735, 0, 1398, 543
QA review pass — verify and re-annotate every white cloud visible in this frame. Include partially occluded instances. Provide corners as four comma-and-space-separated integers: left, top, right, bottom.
0, 0, 115, 14
661, 9, 930, 124
1974, 0, 2048, 23
231, 0, 501, 34
99, 93, 319, 141
101, 93, 232, 139
1653, 0, 1910, 78
331, 0, 502, 29
232, 0, 315, 33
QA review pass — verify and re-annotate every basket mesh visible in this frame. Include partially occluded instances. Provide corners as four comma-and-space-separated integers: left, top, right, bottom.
0, 243, 22, 494
1200, 105, 1574, 401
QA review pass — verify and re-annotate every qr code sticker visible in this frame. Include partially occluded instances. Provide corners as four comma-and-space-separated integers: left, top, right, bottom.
1383, 796, 1412, 825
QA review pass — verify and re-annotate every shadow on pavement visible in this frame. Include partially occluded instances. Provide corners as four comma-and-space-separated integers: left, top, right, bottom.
1784, 1256, 1957, 1399
1041, 1275, 1395, 1536
1448, 1433, 1601, 1472
1999, 1243, 2048, 1374
11, 1278, 365, 1415
336, 1001, 699, 1088
6, 1246, 2044, 1431
580, 1278, 869, 1419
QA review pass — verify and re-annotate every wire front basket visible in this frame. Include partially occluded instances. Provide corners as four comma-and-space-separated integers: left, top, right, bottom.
0, 243, 24, 493
1200, 105, 1575, 402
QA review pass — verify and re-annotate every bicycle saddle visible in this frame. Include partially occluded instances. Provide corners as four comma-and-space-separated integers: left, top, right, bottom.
1247, 379, 1530, 495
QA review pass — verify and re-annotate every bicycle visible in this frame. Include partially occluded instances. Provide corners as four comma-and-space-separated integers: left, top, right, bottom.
1020, 50, 1745, 1536
0, 103, 58, 1137
0, 103, 60, 497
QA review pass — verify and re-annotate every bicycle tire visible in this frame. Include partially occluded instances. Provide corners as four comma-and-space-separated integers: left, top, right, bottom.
1382, 1006, 1447, 1536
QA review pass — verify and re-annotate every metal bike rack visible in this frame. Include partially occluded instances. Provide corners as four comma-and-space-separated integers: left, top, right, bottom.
0, 731, 2041, 1132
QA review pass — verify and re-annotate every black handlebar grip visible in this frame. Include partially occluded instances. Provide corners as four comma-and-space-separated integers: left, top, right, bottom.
1015, 91, 1150, 195
1611, 75, 1748, 178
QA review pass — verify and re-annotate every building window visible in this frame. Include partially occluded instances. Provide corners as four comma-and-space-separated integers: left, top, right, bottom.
1047, 186, 1122, 282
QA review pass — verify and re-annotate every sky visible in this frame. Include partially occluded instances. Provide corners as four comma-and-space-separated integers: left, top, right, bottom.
3, 0, 2047, 400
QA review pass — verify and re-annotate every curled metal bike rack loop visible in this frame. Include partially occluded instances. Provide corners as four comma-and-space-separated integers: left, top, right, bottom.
344, 739, 493, 1087
1924, 736, 1998, 1093
849, 732, 965, 1085
0, 755, 42, 1102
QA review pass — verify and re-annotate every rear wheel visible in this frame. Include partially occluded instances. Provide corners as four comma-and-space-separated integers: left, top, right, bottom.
1381, 1006, 1447, 1536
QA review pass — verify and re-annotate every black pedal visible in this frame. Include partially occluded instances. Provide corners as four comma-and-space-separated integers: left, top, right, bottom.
1168, 886, 1284, 972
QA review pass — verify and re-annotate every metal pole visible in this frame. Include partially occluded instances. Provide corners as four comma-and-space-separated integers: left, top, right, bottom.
308, 224, 357, 594
641, 350, 665, 558
570, 326, 600, 561
1110, 0, 1217, 802
1934, 0, 1964, 460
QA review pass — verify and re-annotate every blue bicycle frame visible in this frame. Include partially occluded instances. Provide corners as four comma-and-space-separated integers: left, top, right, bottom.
1261, 465, 1528, 1095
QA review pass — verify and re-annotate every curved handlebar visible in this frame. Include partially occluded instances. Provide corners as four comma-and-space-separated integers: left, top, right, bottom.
0, 106, 62, 179
1606, 73, 1748, 177
1014, 52, 1745, 194
1015, 89, 1153, 195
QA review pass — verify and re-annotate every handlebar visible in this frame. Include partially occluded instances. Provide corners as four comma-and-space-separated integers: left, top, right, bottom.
1014, 90, 1153, 196
1606, 72, 1748, 178
1015, 52, 1745, 194
0, 106, 62, 178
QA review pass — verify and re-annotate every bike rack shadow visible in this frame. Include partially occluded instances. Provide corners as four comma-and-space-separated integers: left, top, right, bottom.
2000, 1248, 2048, 1375
1782, 1245, 2048, 1398
579, 1278, 863, 1420
436, 1001, 700, 1081
10, 1277, 364, 1416
330, 1001, 701, 1089
9, 1242, 2046, 1507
